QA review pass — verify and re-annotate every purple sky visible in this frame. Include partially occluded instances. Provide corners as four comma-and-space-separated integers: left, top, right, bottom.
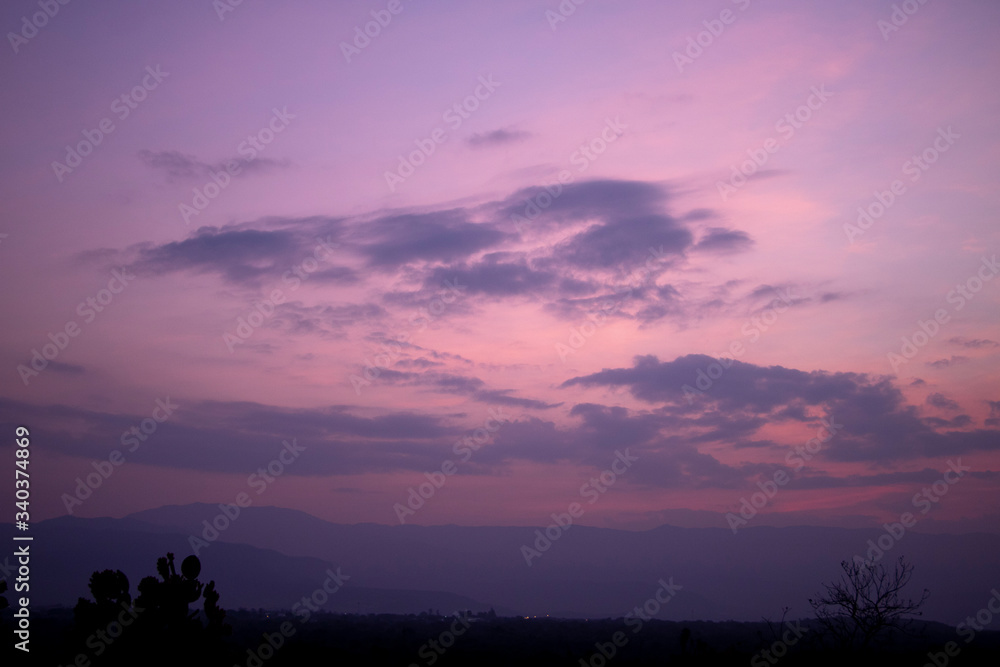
2, 0, 999, 531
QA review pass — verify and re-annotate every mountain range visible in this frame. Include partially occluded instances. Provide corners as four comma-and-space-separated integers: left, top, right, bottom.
3, 504, 996, 625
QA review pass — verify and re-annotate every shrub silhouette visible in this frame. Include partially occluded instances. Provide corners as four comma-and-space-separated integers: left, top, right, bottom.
72, 552, 231, 665
134, 552, 228, 636
73, 568, 132, 632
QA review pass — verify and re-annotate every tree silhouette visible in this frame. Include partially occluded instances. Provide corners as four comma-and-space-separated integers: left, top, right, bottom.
73, 552, 231, 665
760, 606, 792, 643
73, 568, 132, 632
809, 556, 928, 651
134, 552, 229, 635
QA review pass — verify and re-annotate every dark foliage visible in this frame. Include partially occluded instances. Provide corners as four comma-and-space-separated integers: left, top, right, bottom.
809, 556, 929, 651
69, 552, 234, 666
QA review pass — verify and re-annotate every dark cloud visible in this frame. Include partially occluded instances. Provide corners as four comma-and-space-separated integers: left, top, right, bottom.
47, 360, 86, 376
567, 403, 670, 451
558, 276, 601, 297
737, 283, 860, 314
309, 266, 360, 284
138, 150, 208, 179
743, 284, 807, 312
562, 354, 860, 412
395, 358, 444, 369
731, 439, 779, 450
542, 294, 624, 323
789, 468, 969, 490
926, 356, 969, 368
353, 210, 507, 270
270, 302, 386, 338
422, 254, 557, 297
473, 390, 561, 410
927, 393, 960, 411
634, 290, 683, 325
498, 178, 754, 280
924, 415, 973, 429
126, 204, 507, 290
466, 128, 531, 148
0, 396, 587, 479
948, 336, 1000, 349
987, 401, 1000, 427
4, 368, 989, 490
108, 176, 784, 372
694, 227, 754, 254
428, 373, 487, 393
374, 370, 559, 409
129, 222, 349, 288
138, 149, 289, 180
501, 179, 668, 228
0, 397, 459, 477
501, 180, 702, 270
115, 180, 760, 333
137, 227, 298, 281
554, 215, 692, 269
562, 354, 1000, 463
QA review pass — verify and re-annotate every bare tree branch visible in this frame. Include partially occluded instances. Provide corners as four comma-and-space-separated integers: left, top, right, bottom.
808, 556, 929, 651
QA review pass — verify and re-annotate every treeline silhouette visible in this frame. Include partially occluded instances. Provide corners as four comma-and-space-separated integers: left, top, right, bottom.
1, 554, 999, 666
70, 552, 230, 665
0, 552, 235, 666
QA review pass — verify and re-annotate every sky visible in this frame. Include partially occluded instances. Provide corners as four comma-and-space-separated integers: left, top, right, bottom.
1, 0, 999, 533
